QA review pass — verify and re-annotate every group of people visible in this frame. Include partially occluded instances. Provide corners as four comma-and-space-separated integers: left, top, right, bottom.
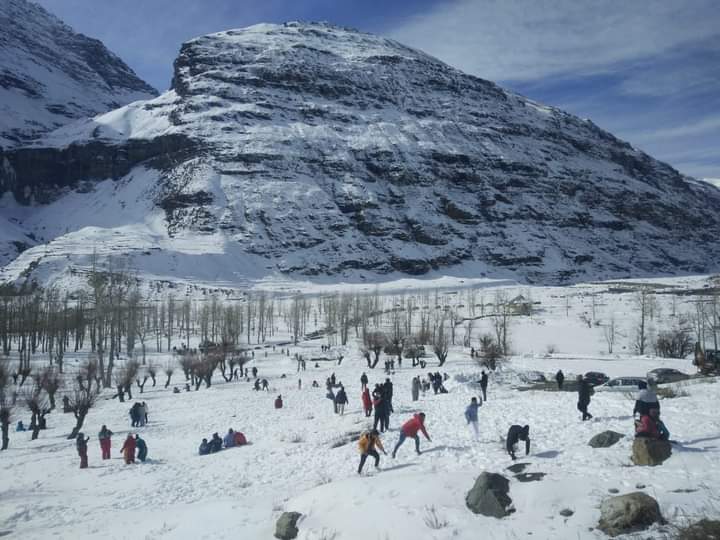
634, 381, 670, 441
129, 402, 149, 427
198, 428, 247, 455
356, 412, 433, 473
76, 425, 147, 468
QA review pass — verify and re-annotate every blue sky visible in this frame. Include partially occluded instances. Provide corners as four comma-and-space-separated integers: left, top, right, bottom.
35, 0, 719, 181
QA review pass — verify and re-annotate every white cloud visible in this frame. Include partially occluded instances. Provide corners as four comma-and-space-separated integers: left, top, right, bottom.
388, 0, 719, 82
630, 116, 720, 142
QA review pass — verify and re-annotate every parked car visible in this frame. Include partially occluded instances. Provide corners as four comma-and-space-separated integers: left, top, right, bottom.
694, 349, 720, 375
583, 371, 610, 386
596, 377, 647, 392
520, 371, 547, 383
646, 368, 689, 385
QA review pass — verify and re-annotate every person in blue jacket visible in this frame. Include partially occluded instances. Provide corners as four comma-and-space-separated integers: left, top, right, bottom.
464, 397, 481, 439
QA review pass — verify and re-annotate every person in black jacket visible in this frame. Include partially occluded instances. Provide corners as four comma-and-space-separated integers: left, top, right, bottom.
209, 433, 223, 453
360, 372, 368, 391
372, 385, 387, 432
480, 371, 489, 401
633, 381, 659, 416
506, 425, 530, 460
577, 376, 593, 420
555, 370, 565, 390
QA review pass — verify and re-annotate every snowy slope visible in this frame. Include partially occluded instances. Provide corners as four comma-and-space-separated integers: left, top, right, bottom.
0, 0, 157, 147
1, 277, 719, 539
2, 22, 720, 287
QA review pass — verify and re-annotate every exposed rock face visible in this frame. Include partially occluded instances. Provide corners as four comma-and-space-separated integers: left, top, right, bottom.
632, 437, 672, 466
597, 492, 663, 537
589, 430, 624, 448
0, 0, 157, 147
274, 511, 302, 540
2, 22, 720, 286
465, 472, 513, 518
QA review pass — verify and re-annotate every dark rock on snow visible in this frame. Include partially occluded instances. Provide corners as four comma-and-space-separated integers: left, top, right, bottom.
631, 438, 672, 466
466, 472, 514, 518
275, 511, 302, 540
588, 430, 624, 448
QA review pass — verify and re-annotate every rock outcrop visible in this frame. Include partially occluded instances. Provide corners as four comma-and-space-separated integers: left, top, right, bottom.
274, 512, 302, 540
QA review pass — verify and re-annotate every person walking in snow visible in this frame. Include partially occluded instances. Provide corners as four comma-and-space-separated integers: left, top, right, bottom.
76, 432, 90, 469
98, 425, 113, 460
135, 434, 147, 462
252, 366, 258, 379
465, 397, 481, 439
392, 412, 431, 458
383, 379, 394, 427
137, 402, 146, 427
142, 402, 149, 425
506, 425, 530, 460
411, 377, 420, 402
129, 403, 140, 427
261, 379, 269, 391
577, 375, 593, 421
274, 395, 284, 409
335, 386, 348, 415
555, 370, 565, 390
121, 433, 136, 464
357, 429, 386, 474
480, 371, 489, 402
361, 387, 372, 417
360, 372, 368, 391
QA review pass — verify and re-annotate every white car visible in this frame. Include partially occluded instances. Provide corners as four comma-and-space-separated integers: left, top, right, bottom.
595, 377, 647, 392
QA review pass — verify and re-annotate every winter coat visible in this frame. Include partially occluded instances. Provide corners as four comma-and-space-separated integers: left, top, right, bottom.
121, 436, 136, 458
233, 432, 247, 446
199, 441, 210, 455
633, 388, 660, 416
224, 432, 236, 448
360, 374, 368, 385
465, 402, 481, 423
577, 381, 593, 406
358, 432, 385, 454
335, 389, 348, 405
555, 371, 564, 383
98, 427, 113, 441
506, 425, 530, 454
209, 435, 223, 453
636, 415, 660, 439
361, 389, 372, 410
480, 373, 488, 388
135, 437, 147, 461
401, 414, 430, 439
76, 436, 89, 453
274, 397, 283, 409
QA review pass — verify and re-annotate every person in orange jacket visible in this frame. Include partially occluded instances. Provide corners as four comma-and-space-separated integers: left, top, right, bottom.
361, 387, 372, 417
392, 412, 431, 458
357, 429, 386, 474
120, 433, 136, 464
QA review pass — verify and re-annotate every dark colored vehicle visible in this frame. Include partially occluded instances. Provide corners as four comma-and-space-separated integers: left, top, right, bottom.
646, 368, 689, 385
583, 371, 610, 386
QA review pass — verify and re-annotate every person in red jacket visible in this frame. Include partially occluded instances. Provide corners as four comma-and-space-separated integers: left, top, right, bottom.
392, 412, 431, 458
120, 434, 136, 464
361, 387, 372, 417
274, 395, 283, 409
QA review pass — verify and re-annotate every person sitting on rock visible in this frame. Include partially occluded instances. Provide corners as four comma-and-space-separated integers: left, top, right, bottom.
506, 425, 530, 460
209, 432, 223, 453
224, 428, 236, 448
198, 438, 210, 455
16, 420, 26, 432
635, 409, 669, 441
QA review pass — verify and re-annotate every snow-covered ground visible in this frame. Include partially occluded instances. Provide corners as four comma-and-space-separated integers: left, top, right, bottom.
1, 277, 719, 539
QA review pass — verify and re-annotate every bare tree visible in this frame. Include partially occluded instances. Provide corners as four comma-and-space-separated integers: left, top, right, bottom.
0, 363, 12, 450
633, 289, 656, 355
655, 318, 693, 358
603, 316, 618, 354
362, 330, 388, 369
477, 333, 503, 370
24, 383, 50, 440
492, 291, 512, 356
37, 365, 62, 410
164, 363, 175, 388
432, 317, 449, 366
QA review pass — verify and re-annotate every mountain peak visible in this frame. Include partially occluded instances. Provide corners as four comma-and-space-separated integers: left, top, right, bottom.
0, 0, 157, 147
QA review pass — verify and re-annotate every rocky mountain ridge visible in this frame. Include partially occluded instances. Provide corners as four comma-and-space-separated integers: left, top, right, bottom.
1, 22, 719, 287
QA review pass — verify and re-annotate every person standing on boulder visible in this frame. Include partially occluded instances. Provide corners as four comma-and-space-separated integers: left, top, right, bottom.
577, 375, 593, 421
480, 371, 489, 402
392, 412, 431, 458
506, 425, 530, 460
555, 370, 565, 390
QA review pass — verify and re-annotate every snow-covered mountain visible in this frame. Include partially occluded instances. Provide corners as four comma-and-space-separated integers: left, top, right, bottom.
0, 0, 157, 148
1, 22, 720, 287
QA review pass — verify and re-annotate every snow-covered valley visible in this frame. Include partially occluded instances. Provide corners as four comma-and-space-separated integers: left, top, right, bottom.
1, 275, 719, 539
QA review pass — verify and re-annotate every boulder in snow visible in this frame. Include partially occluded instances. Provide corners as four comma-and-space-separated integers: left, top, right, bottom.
589, 430, 624, 448
275, 512, 302, 540
465, 472, 513, 518
597, 492, 663, 537
631, 438, 672, 466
